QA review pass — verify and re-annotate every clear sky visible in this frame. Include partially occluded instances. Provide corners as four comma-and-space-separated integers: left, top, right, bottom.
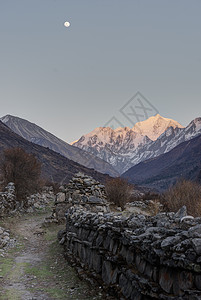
0, 0, 201, 143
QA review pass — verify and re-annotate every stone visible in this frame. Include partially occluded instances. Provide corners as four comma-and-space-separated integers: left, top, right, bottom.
88, 196, 103, 204
161, 236, 182, 250
188, 224, 201, 238
119, 273, 128, 288
172, 271, 193, 295
195, 275, 201, 290
144, 263, 153, 279
159, 267, 174, 293
102, 261, 114, 285
122, 279, 133, 298
192, 238, 201, 255
56, 192, 66, 203
130, 289, 142, 300
175, 206, 187, 219
92, 252, 102, 273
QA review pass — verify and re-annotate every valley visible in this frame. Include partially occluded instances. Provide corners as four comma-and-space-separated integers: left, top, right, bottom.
1, 113, 200, 191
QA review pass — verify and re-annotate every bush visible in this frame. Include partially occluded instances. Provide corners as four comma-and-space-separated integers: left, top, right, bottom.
44, 180, 60, 194
162, 179, 201, 217
1, 147, 41, 206
105, 177, 133, 210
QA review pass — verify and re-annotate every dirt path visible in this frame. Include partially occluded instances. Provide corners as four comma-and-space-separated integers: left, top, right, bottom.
0, 211, 103, 300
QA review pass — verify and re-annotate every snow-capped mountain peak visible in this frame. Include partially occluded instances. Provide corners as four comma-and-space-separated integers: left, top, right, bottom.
132, 114, 184, 141
189, 117, 201, 131
74, 126, 148, 151
72, 115, 200, 174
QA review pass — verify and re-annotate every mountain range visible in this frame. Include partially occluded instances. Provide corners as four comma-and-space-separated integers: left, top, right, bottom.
0, 121, 109, 184
122, 133, 201, 191
0, 115, 118, 177
72, 114, 201, 173
1, 113, 200, 191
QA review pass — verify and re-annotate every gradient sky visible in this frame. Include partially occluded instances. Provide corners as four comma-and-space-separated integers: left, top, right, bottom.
0, 0, 201, 143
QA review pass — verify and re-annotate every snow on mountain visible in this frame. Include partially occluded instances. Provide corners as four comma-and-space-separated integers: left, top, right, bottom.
125, 117, 201, 173
132, 114, 184, 141
122, 134, 201, 191
74, 126, 150, 152
73, 126, 152, 173
73, 114, 186, 173
0, 115, 119, 177
152, 117, 201, 154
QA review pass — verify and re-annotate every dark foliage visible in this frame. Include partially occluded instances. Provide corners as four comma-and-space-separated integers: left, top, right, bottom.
162, 179, 201, 217
1, 147, 41, 206
105, 177, 133, 210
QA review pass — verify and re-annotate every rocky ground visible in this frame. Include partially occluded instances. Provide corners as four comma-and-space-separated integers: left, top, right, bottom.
0, 208, 105, 300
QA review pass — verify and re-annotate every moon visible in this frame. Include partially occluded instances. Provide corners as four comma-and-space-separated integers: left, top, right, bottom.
64, 21, 71, 28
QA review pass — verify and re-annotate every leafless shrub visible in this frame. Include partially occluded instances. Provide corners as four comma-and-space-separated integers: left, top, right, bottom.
162, 179, 201, 217
44, 180, 60, 194
105, 177, 133, 210
0, 147, 41, 206
147, 199, 161, 216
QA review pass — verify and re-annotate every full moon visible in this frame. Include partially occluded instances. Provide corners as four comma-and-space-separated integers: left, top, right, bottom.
64, 21, 71, 28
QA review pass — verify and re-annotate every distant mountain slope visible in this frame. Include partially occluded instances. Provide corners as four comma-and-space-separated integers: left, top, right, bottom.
122, 134, 201, 191
0, 121, 110, 184
124, 117, 201, 171
72, 114, 184, 173
0, 115, 118, 177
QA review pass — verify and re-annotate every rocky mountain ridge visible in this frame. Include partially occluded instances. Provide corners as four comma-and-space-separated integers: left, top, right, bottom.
0, 115, 118, 177
0, 121, 110, 184
72, 115, 201, 174
122, 133, 201, 191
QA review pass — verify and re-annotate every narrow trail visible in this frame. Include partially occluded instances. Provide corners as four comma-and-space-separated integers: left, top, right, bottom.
0, 211, 103, 300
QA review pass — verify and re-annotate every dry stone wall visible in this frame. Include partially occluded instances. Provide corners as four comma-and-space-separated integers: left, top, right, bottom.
60, 205, 201, 300
0, 226, 16, 254
0, 183, 16, 216
46, 173, 109, 224
0, 183, 55, 216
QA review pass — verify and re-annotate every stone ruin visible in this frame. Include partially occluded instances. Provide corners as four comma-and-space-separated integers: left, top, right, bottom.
46, 172, 110, 224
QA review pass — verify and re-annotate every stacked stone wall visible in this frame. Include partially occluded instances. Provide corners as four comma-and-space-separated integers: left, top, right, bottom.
60, 206, 201, 300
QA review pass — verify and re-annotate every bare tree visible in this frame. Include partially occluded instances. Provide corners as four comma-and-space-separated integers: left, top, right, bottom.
105, 177, 133, 210
1, 147, 41, 206
162, 179, 201, 217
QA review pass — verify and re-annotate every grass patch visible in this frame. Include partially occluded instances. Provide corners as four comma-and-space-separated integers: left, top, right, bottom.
0, 288, 22, 300
8, 262, 29, 281
43, 287, 68, 299
24, 225, 102, 299
0, 258, 14, 277
25, 265, 52, 279
0, 211, 103, 300
44, 224, 64, 242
